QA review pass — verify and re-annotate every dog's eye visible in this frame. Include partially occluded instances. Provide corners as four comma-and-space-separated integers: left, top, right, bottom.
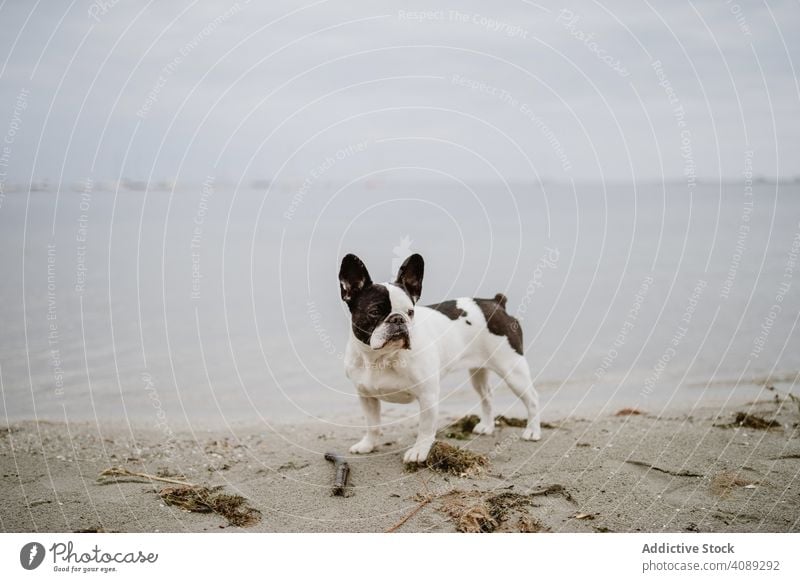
368, 308, 381, 318
408, 309, 414, 318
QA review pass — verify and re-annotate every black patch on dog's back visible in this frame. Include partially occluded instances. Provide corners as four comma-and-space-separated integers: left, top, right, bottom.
427, 300, 467, 320
474, 296, 523, 355
349, 284, 391, 346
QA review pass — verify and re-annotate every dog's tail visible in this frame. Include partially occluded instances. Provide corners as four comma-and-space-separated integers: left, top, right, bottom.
493, 293, 508, 310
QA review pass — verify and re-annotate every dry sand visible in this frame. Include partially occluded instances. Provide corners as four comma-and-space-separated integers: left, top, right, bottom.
2, 394, 799, 533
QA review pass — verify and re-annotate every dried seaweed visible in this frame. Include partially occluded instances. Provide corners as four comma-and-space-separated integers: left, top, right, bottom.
159, 485, 261, 527
411, 441, 488, 476
437, 415, 481, 440
716, 412, 782, 430
98, 466, 261, 527
437, 490, 551, 533
494, 415, 527, 427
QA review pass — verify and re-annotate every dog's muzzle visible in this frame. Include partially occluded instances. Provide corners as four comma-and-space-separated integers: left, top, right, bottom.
371, 313, 411, 350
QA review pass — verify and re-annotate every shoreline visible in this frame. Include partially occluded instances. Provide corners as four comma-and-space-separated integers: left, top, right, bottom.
4, 375, 783, 432
2, 394, 799, 533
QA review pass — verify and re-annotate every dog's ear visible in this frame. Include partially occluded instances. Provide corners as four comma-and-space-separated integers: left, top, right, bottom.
339, 254, 372, 304
395, 253, 424, 303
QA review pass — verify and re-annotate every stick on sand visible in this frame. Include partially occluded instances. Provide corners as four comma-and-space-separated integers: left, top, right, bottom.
324, 452, 350, 496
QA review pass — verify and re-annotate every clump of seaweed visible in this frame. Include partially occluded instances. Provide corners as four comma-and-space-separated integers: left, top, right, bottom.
437, 490, 551, 533
159, 485, 261, 527
437, 415, 481, 440
484, 491, 538, 522
438, 491, 497, 533
442, 494, 497, 532
494, 415, 527, 427
411, 441, 488, 476
716, 412, 782, 430
98, 466, 261, 527
386, 478, 572, 533
497, 416, 560, 430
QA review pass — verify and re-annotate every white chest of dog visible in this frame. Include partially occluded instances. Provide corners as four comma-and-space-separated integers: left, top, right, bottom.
340, 253, 541, 464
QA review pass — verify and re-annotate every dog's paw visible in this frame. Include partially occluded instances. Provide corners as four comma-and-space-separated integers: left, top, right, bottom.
471, 421, 494, 436
349, 438, 376, 454
522, 427, 541, 441
403, 441, 433, 464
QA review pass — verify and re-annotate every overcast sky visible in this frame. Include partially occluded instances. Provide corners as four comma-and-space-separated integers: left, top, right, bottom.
0, 0, 798, 184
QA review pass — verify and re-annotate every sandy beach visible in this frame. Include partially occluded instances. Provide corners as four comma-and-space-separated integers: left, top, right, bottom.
2, 392, 799, 533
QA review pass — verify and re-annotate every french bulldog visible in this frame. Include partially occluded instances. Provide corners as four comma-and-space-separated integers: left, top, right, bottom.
339, 253, 541, 463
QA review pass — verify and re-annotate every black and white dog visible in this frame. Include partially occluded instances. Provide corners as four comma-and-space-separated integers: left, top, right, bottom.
339, 253, 541, 463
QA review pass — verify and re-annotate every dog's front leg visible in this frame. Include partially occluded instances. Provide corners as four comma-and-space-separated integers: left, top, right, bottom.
403, 388, 438, 464
349, 395, 381, 454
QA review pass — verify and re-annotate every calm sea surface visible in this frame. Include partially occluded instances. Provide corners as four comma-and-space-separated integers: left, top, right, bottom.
1, 180, 798, 428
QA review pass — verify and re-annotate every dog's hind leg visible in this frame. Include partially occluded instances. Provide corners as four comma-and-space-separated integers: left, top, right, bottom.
499, 358, 541, 441
468, 367, 494, 435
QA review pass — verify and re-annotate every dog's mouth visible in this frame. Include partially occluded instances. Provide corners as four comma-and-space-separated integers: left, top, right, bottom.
371, 325, 410, 350
384, 335, 410, 350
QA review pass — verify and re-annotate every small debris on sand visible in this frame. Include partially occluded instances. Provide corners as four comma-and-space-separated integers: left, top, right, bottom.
572, 512, 596, 520
408, 441, 488, 476
710, 471, 756, 498
517, 516, 548, 533
773, 453, 800, 460
278, 460, 310, 471
159, 485, 261, 527
787, 393, 800, 415
716, 412, 782, 430
528, 483, 575, 502
615, 408, 645, 416
97, 467, 195, 486
437, 490, 550, 533
625, 459, 703, 478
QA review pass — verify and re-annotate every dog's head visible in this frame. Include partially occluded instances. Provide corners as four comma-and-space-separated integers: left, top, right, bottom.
338, 253, 424, 351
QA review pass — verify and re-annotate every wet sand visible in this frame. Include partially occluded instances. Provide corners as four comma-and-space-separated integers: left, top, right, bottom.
2, 394, 799, 533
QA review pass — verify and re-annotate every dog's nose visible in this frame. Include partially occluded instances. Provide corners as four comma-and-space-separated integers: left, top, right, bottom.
386, 313, 405, 325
